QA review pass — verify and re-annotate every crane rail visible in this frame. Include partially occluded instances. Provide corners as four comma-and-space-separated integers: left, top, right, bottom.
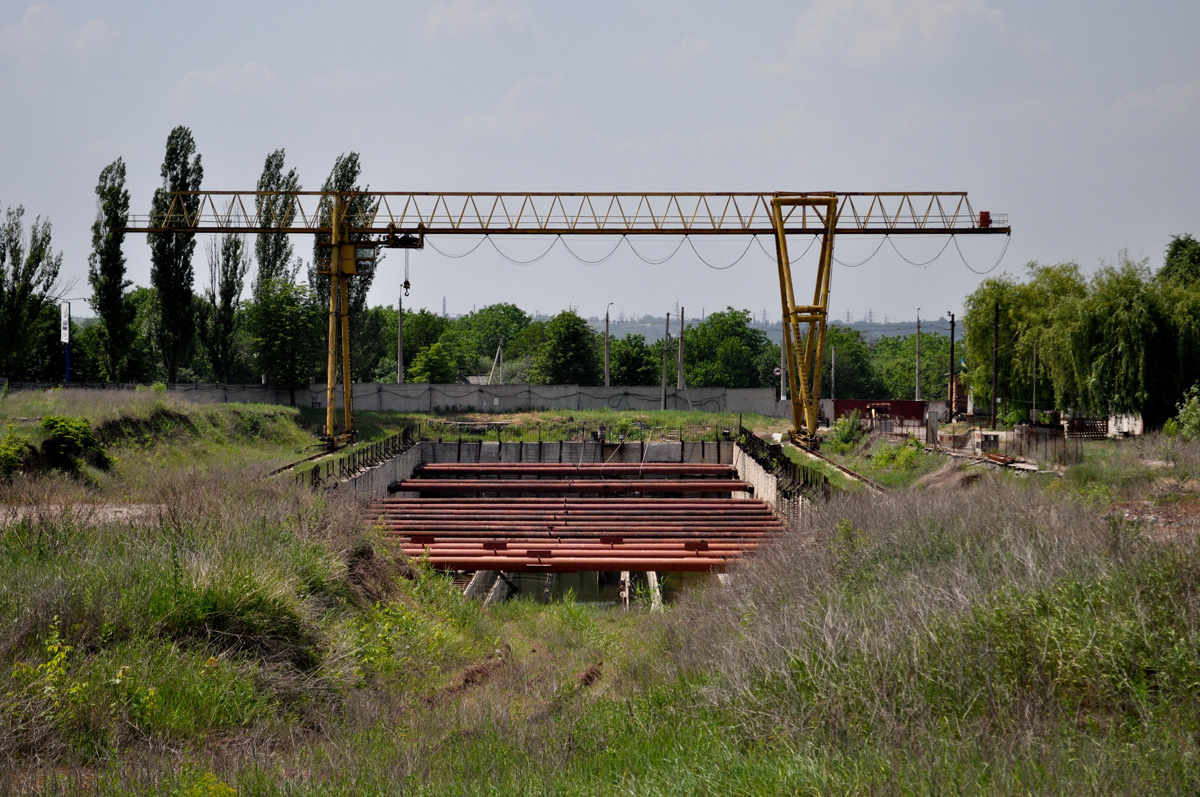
125, 191, 1009, 236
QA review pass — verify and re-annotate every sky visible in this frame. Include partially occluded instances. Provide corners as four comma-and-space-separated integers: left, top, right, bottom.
2, 1, 1198, 325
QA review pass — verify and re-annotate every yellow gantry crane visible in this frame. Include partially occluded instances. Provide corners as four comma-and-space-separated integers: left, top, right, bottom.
127, 190, 1009, 448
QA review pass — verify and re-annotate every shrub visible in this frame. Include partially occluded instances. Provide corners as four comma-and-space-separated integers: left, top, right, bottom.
1176, 383, 1200, 440
870, 436, 924, 470
40, 415, 111, 472
0, 425, 28, 478
826, 410, 863, 454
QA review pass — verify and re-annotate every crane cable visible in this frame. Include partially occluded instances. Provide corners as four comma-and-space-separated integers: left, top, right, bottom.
421, 229, 1010, 273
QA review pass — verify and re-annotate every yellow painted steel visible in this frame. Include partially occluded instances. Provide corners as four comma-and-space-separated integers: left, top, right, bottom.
127, 191, 1008, 237
128, 190, 1010, 446
772, 195, 836, 448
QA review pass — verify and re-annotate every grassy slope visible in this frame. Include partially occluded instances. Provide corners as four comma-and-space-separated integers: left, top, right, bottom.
4, 393, 1200, 793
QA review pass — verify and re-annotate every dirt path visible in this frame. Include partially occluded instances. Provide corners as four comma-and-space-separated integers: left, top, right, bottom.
0, 503, 165, 527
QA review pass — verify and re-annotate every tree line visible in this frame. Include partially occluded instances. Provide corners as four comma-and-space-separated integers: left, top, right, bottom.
0, 124, 951, 397
11, 123, 1193, 418
960, 237, 1200, 427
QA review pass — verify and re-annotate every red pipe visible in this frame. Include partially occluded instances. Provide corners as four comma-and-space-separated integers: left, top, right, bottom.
413, 556, 731, 572
395, 479, 751, 493
418, 463, 734, 474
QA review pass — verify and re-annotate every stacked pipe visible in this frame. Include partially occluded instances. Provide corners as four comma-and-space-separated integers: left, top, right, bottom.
367, 462, 782, 573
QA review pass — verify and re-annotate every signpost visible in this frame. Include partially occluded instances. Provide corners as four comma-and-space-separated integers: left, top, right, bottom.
60, 302, 70, 384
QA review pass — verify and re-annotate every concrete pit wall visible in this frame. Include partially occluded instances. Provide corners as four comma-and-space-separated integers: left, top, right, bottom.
7, 381, 786, 417
731, 444, 807, 531
340, 440, 736, 499
342, 438, 805, 536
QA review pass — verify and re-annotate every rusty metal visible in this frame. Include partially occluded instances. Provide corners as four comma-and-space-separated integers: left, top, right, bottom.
415, 463, 735, 476
394, 478, 751, 494
398, 555, 733, 573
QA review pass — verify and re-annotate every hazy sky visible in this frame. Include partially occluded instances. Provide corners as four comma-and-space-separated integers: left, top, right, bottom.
2, 1, 1198, 324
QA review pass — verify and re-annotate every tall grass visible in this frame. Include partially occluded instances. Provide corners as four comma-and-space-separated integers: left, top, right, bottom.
667, 472, 1200, 791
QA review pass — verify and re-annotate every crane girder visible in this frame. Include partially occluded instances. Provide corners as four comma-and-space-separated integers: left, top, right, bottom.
126, 189, 1010, 448
126, 190, 1008, 237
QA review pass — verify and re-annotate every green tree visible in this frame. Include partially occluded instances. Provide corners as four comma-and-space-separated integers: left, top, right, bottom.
683, 307, 773, 388
254, 149, 300, 295
1159, 233, 1200, 288
148, 126, 204, 382
457, 303, 531, 363
199, 235, 249, 382
1070, 256, 1177, 424
246, 278, 323, 388
962, 273, 1026, 411
308, 153, 379, 383
0, 204, 63, 379
530, 310, 601, 385
86, 158, 135, 381
870, 331, 953, 401
609, 334, 658, 386
408, 342, 458, 384
821, 325, 882, 399
353, 304, 392, 382
506, 318, 546, 361
124, 287, 165, 383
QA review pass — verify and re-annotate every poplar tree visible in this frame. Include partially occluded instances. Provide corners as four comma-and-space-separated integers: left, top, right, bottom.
148, 126, 203, 382
87, 158, 135, 381
200, 234, 249, 382
308, 152, 380, 381
254, 148, 300, 296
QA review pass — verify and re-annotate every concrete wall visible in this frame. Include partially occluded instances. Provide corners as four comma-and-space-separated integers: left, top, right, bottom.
338, 439, 736, 500
732, 443, 806, 531
10, 381, 786, 417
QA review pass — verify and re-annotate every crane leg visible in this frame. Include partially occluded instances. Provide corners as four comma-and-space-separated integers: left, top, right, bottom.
771, 195, 837, 450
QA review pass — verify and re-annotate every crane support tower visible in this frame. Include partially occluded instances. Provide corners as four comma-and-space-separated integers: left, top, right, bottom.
127, 190, 1009, 449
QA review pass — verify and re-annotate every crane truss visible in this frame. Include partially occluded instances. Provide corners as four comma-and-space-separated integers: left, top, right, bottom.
128, 191, 1010, 447
125, 191, 1007, 237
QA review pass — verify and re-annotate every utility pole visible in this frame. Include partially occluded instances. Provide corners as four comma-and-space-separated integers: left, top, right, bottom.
947, 311, 956, 414
779, 339, 787, 402
604, 301, 613, 387
661, 312, 670, 411
991, 302, 999, 429
397, 290, 404, 384
677, 307, 685, 389
831, 346, 836, 401
915, 308, 921, 401
1032, 339, 1037, 423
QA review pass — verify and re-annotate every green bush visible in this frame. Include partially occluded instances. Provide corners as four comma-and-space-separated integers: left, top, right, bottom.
1176, 383, 1200, 440
40, 415, 111, 472
0, 424, 27, 478
826, 410, 863, 454
870, 436, 924, 470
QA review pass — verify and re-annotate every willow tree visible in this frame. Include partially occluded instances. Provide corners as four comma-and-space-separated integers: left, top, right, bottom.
1069, 256, 1177, 425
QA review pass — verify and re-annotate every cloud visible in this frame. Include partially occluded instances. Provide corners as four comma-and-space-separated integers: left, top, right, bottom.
0, 4, 115, 63
1107, 80, 1200, 136
628, 36, 709, 72
774, 0, 1004, 67
453, 74, 562, 139
421, 0, 527, 37
174, 62, 282, 104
